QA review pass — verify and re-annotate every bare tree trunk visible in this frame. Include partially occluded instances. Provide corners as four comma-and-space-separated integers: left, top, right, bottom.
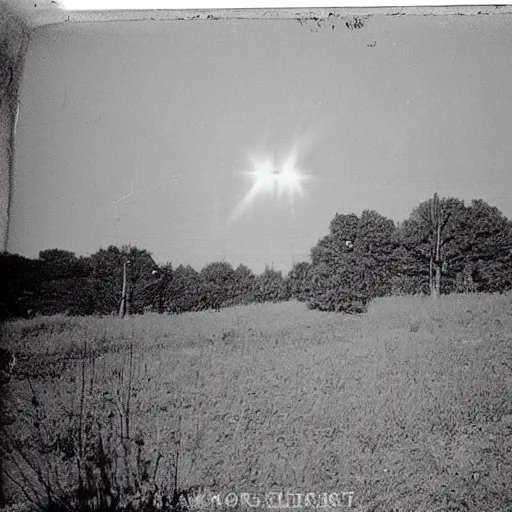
430, 193, 442, 297
119, 260, 128, 318
434, 209, 442, 296
429, 254, 435, 295
434, 264, 441, 296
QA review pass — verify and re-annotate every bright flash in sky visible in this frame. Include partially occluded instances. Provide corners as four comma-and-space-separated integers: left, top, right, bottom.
229, 149, 311, 224
251, 157, 303, 198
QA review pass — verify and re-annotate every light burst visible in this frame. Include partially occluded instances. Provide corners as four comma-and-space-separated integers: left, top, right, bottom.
228, 148, 310, 224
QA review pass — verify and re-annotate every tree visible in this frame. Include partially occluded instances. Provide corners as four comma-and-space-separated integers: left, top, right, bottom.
308, 260, 366, 312
400, 194, 466, 296
38, 249, 84, 277
88, 245, 157, 315
0, 252, 41, 318
311, 213, 358, 267
287, 261, 313, 302
232, 264, 256, 305
446, 199, 512, 292
166, 264, 201, 313
430, 193, 444, 296
124, 247, 157, 314
142, 263, 174, 313
308, 210, 397, 312
352, 210, 398, 298
388, 245, 429, 296
199, 261, 237, 310
254, 267, 289, 303
400, 196, 512, 295
35, 250, 94, 315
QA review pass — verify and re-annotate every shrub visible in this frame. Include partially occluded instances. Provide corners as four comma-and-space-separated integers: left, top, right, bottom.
253, 268, 290, 303
287, 262, 313, 302
0, 344, 177, 512
307, 211, 397, 313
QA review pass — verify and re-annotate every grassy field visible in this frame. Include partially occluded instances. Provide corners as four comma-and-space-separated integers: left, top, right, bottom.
1, 294, 512, 512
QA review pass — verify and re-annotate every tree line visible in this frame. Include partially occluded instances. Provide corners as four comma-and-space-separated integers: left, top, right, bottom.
0, 246, 290, 318
2, 194, 512, 318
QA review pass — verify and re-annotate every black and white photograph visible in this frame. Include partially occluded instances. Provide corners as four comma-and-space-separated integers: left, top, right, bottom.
1, 1, 512, 511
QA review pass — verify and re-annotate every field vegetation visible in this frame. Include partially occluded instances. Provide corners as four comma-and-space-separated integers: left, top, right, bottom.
2, 295, 512, 512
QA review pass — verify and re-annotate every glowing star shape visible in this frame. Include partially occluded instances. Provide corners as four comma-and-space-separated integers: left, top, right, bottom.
252, 160, 301, 197
229, 149, 310, 224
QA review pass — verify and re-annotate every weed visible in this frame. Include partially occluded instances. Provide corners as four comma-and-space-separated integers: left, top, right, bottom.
2, 296, 512, 511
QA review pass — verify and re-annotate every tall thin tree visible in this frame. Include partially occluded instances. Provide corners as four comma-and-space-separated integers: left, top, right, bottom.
119, 258, 130, 317
428, 192, 452, 296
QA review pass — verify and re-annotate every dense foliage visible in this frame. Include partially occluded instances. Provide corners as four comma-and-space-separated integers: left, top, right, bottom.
306, 210, 399, 312
2, 196, 512, 318
0, 248, 290, 318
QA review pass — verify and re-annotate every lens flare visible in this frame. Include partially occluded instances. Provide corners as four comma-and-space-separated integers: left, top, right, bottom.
252, 158, 302, 196
228, 148, 311, 224
227, 123, 325, 225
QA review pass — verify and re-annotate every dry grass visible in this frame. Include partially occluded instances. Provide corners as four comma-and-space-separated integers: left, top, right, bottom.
2, 295, 512, 512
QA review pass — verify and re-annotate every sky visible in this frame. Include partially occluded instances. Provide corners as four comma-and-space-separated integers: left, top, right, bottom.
8, 14, 512, 273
